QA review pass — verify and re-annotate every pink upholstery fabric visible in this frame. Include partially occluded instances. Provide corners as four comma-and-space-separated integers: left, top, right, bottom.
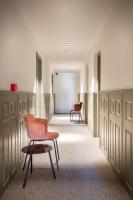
23, 115, 47, 140
23, 114, 59, 140
45, 132, 59, 139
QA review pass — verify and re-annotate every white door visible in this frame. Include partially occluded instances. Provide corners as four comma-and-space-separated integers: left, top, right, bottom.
53, 72, 79, 113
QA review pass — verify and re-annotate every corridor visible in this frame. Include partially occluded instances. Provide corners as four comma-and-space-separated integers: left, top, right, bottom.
1, 0, 133, 199
1, 115, 131, 200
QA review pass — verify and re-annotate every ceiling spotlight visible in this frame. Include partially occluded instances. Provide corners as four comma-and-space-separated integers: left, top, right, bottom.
64, 43, 69, 48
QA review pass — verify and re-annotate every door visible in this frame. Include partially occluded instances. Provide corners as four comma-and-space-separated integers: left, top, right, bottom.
53, 72, 79, 113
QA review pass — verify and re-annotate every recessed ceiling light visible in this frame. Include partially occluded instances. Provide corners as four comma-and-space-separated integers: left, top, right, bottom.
64, 43, 69, 48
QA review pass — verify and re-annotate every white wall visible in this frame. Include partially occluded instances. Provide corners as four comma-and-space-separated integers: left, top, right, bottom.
0, 0, 44, 92
80, 64, 88, 93
88, 0, 133, 92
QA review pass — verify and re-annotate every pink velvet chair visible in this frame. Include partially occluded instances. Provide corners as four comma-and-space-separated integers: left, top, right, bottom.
23, 114, 60, 170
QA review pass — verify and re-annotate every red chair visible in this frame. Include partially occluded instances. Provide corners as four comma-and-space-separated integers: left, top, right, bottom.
70, 102, 82, 122
23, 114, 60, 170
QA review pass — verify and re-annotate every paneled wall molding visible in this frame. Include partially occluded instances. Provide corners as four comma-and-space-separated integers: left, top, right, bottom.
78, 93, 88, 124
44, 93, 54, 121
87, 92, 97, 136
99, 89, 133, 197
0, 91, 36, 197
99, 92, 109, 157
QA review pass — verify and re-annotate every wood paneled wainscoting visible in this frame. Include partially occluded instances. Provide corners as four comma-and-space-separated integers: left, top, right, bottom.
44, 93, 54, 121
99, 89, 133, 197
0, 91, 36, 197
78, 93, 88, 124
88, 93, 97, 137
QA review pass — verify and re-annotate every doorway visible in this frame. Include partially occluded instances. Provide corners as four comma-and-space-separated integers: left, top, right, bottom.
95, 51, 101, 137
36, 52, 42, 116
97, 52, 101, 91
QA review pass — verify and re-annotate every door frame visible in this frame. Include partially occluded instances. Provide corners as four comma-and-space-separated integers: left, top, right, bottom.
36, 52, 42, 116
95, 51, 101, 137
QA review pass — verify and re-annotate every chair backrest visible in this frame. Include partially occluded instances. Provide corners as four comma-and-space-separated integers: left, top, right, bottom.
74, 102, 82, 111
23, 114, 48, 140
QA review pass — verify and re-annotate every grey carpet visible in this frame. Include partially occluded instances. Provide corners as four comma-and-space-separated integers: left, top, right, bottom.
1, 114, 131, 200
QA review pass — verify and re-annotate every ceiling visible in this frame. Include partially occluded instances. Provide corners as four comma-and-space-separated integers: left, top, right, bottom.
14, 0, 118, 63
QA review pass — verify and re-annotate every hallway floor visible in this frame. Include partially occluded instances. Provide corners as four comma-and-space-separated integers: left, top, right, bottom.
1, 114, 131, 200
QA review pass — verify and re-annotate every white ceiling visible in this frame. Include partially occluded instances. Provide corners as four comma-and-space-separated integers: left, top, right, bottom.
14, 0, 117, 63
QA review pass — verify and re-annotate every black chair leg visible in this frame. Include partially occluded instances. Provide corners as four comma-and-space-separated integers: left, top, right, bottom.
30, 154, 33, 174
78, 112, 82, 123
53, 140, 59, 170
48, 151, 56, 179
80, 112, 82, 121
71, 112, 73, 121
55, 139, 60, 161
22, 154, 28, 171
22, 140, 33, 171
23, 155, 31, 188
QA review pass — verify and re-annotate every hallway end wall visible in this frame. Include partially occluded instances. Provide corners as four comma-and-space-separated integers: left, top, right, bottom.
47, 61, 87, 119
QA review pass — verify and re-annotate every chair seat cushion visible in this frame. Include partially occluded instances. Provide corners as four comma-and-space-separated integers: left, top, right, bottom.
22, 144, 52, 154
28, 131, 59, 140
45, 132, 59, 139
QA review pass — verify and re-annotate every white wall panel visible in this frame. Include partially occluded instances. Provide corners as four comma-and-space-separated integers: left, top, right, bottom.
0, 0, 43, 92
88, 0, 133, 91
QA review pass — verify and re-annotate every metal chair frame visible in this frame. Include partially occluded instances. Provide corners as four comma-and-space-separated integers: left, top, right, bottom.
23, 115, 60, 172
23, 138, 59, 171
22, 143, 56, 188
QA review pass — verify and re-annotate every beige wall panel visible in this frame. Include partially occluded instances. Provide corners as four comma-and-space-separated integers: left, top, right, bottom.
123, 92, 133, 191
79, 93, 88, 124
108, 92, 122, 175
0, 93, 17, 192
99, 92, 109, 157
88, 93, 97, 136
0, 91, 35, 197
99, 89, 133, 195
